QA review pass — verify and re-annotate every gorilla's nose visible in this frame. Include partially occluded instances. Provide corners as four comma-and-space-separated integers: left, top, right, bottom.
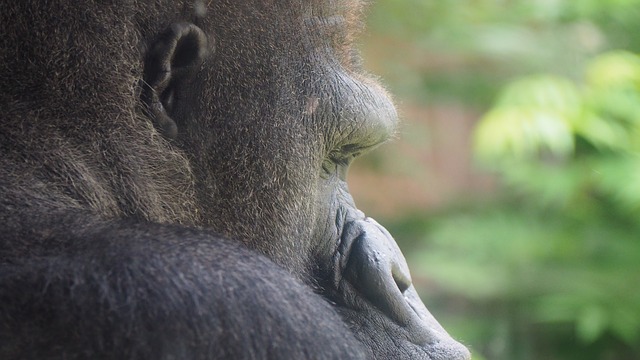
338, 217, 471, 360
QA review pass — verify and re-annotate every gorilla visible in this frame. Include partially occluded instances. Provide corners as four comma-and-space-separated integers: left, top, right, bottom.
0, 1, 470, 359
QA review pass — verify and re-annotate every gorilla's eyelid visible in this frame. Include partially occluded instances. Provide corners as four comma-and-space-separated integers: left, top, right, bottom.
341, 143, 372, 155
326, 149, 356, 168
336, 142, 382, 159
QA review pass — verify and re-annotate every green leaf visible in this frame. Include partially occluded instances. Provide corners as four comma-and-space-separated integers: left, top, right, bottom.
573, 112, 630, 150
577, 305, 608, 343
592, 155, 640, 212
496, 75, 582, 113
475, 75, 581, 160
475, 107, 575, 159
586, 51, 640, 89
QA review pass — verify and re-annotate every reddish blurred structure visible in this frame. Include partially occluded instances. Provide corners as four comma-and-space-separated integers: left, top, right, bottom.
349, 102, 496, 220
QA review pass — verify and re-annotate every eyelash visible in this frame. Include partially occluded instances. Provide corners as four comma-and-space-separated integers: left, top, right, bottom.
330, 153, 352, 167
322, 156, 344, 174
321, 147, 363, 178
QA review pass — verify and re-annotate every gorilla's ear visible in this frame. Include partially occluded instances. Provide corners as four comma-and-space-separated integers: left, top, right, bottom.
142, 23, 208, 139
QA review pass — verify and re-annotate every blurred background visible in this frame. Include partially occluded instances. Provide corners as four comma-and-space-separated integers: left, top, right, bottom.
352, 1, 640, 359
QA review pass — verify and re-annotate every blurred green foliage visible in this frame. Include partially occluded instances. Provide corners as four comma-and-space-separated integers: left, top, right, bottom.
363, 1, 640, 359
365, 0, 640, 106
464, 51, 640, 359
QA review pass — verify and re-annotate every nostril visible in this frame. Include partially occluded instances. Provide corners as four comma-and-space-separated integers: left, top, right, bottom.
391, 263, 411, 294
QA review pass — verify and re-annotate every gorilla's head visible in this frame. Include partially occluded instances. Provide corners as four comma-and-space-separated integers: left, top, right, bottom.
0, 1, 470, 358
135, 2, 470, 358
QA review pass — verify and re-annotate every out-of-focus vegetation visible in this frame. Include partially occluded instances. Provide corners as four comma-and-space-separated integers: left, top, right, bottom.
357, 1, 640, 359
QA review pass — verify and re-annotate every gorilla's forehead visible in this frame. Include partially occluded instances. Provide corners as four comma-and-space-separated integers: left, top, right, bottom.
306, 0, 369, 18
204, 0, 367, 35
279, 0, 369, 13
196, 0, 394, 147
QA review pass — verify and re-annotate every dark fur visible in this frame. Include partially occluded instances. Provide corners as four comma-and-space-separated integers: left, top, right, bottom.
0, 1, 470, 359
0, 213, 365, 359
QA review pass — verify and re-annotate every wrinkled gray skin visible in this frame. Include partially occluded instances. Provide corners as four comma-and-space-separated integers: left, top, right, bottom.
0, 0, 470, 359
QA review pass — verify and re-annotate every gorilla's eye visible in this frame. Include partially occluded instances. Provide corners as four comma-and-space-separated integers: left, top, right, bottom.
321, 158, 337, 178
321, 147, 361, 180
321, 158, 349, 181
